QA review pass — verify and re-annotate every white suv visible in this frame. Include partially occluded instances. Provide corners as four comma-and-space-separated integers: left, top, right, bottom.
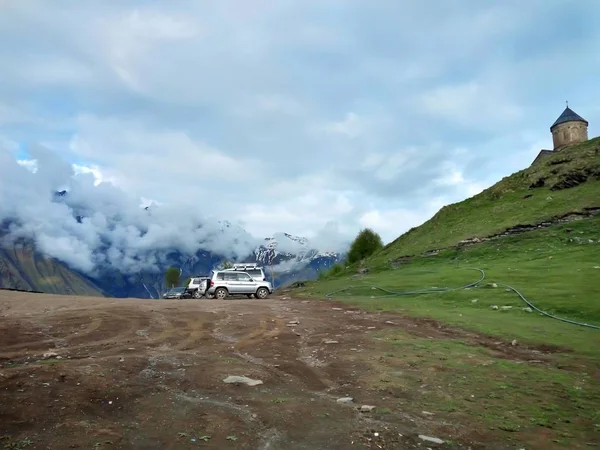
186, 276, 210, 298
207, 269, 273, 299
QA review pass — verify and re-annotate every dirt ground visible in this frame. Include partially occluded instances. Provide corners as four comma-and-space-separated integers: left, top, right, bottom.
0, 291, 571, 450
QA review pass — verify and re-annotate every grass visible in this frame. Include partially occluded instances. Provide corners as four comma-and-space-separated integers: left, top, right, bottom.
373, 137, 600, 264
362, 330, 600, 447
296, 217, 600, 355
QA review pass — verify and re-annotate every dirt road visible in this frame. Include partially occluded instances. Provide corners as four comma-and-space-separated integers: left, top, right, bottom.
0, 291, 563, 449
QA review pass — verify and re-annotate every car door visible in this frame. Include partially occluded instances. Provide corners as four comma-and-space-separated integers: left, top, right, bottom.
223, 272, 240, 293
236, 272, 256, 294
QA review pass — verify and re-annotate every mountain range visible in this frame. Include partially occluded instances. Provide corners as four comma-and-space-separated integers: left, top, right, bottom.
0, 192, 344, 298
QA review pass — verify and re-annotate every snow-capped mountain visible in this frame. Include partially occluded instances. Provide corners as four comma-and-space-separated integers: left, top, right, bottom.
255, 232, 340, 268
0, 191, 346, 297
250, 232, 343, 288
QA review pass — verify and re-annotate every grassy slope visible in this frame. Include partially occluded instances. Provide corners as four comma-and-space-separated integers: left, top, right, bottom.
373, 137, 600, 266
0, 244, 105, 296
291, 140, 600, 447
296, 217, 600, 353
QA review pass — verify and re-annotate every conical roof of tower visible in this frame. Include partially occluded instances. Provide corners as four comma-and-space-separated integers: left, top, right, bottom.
550, 106, 588, 131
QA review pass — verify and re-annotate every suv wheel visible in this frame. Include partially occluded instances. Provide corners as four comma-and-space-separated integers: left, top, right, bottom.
256, 287, 269, 299
214, 288, 228, 300
193, 290, 202, 299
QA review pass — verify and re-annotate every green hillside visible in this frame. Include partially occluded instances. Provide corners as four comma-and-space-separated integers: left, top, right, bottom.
0, 244, 105, 296
372, 137, 600, 267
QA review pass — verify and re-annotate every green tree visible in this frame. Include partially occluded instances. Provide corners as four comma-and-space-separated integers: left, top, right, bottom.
165, 266, 180, 288
346, 228, 383, 264
222, 260, 233, 269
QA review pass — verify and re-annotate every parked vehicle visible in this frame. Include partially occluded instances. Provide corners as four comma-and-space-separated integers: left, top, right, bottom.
185, 276, 210, 298
162, 287, 188, 299
206, 268, 273, 300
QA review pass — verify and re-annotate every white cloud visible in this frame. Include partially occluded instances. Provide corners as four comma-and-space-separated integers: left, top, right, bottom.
0, 144, 263, 274
72, 164, 118, 187
17, 159, 38, 172
419, 81, 523, 128
358, 207, 438, 244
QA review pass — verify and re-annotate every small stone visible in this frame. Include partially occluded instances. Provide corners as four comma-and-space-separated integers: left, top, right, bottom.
471, 299, 478, 303
223, 376, 263, 386
43, 352, 59, 359
490, 305, 499, 310
323, 340, 339, 344
332, 307, 344, 311
594, 266, 600, 269
523, 307, 533, 313
288, 320, 299, 324
491, 283, 498, 288
418, 435, 444, 444
385, 321, 396, 325
359, 405, 376, 412
119, 357, 125, 362
422, 411, 434, 416
500, 306, 513, 310
511, 339, 518, 346
336, 397, 354, 404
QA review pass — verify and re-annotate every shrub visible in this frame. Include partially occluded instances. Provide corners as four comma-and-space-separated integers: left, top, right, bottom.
164, 266, 180, 288
347, 228, 383, 264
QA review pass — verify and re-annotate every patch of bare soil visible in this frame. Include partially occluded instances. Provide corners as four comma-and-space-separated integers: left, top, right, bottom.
0, 292, 575, 449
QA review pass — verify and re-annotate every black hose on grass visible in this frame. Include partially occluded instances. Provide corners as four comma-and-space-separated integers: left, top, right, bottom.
495, 282, 600, 330
325, 268, 600, 330
324, 267, 485, 299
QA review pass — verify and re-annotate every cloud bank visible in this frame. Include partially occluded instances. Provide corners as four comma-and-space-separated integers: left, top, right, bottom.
0, 144, 344, 275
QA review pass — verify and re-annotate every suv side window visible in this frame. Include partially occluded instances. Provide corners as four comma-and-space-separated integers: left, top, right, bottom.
248, 269, 262, 278
217, 272, 224, 281
224, 273, 238, 281
237, 273, 252, 281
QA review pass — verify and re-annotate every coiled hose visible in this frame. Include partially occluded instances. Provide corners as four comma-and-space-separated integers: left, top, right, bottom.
325, 267, 600, 330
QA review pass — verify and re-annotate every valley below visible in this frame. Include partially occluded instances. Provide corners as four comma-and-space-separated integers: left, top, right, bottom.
1, 289, 598, 449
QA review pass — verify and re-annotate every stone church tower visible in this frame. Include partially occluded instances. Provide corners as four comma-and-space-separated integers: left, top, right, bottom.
550, 105, 589, 150
531, 105, 590, 165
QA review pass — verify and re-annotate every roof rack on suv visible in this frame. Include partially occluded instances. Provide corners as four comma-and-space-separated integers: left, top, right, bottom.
229, 263, 261, 271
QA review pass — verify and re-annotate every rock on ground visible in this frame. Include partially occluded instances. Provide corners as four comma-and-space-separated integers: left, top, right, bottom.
418, 435, 444, 444
222, 376, 263, 386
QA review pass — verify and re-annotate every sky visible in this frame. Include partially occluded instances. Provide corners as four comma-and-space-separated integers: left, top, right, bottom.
1, 0, 600, 251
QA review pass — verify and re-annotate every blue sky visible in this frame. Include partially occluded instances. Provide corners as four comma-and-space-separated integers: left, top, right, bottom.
1, 0, 599, 244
